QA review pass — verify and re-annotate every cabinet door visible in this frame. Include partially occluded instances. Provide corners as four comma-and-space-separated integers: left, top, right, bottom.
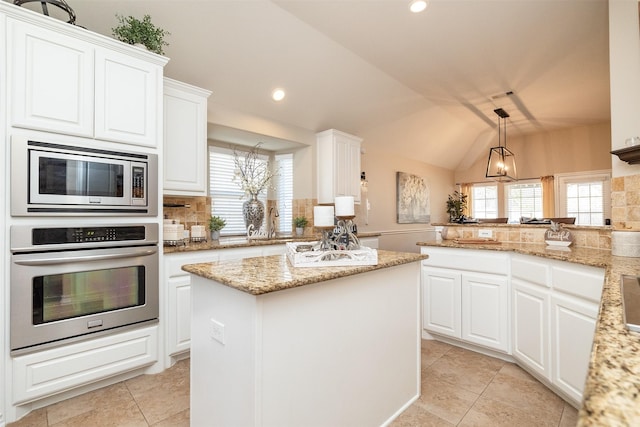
9, 18, 94, 137
167, 275, 192, 356
512, 279, 551, 380
163, 80, 210, 195
461, 272, 510, 352
422, 267, 461, 338
334, 136, 361, 203
94, 49, 160, 146
551, 293, 598, 406
316, 129, 362, 204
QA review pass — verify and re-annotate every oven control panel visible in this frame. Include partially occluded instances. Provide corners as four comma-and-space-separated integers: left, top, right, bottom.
32, 226, 147, 245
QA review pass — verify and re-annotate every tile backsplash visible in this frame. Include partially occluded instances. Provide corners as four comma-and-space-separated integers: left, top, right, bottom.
611, 173, 640, 230
163, 196, 211, 230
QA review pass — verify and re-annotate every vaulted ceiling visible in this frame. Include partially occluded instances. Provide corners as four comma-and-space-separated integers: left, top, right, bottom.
62, 0, 609, 170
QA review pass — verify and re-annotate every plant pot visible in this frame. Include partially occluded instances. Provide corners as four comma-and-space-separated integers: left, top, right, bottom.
295, 227, 304, 236
210, 230, 220, 241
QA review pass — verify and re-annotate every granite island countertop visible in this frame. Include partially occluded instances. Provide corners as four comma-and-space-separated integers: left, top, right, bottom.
164, 232, 381, 254
181, 249, 427, 296
417, 240, 640, 425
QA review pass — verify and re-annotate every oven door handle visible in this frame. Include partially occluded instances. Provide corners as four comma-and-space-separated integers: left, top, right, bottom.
14, 248, 158, 266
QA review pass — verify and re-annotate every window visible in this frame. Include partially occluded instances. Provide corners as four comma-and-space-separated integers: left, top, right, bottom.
505, 181, 543, 223
208, 146, 268, 235
274, 153, 293, 233
472, 184, 498, 218
556, 171, 611, 226
208, 146, 293, 235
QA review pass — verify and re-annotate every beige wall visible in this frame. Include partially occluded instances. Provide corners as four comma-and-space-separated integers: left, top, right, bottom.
357, 146, 455, 233
454, 122, 612, 184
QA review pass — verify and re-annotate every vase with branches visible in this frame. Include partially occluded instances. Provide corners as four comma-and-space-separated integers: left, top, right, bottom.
233, 143, 278, 231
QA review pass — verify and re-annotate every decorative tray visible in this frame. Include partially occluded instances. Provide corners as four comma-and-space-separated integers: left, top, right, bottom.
286, 242, 378, 267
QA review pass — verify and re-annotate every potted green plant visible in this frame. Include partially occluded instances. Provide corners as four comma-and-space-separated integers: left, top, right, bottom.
208, 215, 226, 241
112, 14, 170, 55
293, 216, 308, 236
446, 191, 468, 223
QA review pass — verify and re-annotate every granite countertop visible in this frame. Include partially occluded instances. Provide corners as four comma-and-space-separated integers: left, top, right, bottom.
182, 249, 427, 296
164, 232, 381, 254
417, 239, 640, 425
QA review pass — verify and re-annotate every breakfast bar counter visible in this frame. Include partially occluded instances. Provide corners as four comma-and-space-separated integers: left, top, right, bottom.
182, 250, 426, 426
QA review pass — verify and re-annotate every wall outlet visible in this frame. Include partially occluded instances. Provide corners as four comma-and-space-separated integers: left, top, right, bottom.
209, 318, 225, 345
478, 229, 493, 238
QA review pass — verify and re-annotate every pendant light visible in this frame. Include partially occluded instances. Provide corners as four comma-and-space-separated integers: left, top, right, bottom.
485, 108, 517, 181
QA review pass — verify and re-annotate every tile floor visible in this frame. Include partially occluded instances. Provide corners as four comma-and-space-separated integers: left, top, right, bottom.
8, 340, 578, 427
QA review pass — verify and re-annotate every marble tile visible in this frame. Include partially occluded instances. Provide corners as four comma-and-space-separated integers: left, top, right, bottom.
46, 383, 135, 425
389, 404, 454, 427
5, 408, 48, 427
423, 346, 504, 394
459, 396, 558, 427
421, 339, 453, 368
481, 363, 565, 425
415, 376, 480, 425
47, 383, 147, 427
150, 409, 190, 427
125, 359, 189, 397
559, 402, 579, 427
128, 375, 189, 425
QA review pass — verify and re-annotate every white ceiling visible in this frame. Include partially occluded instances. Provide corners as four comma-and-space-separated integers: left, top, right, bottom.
64, 0, 610, 170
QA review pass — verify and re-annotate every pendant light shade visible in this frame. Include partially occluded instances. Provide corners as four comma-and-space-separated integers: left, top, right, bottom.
486, 108, 517, 181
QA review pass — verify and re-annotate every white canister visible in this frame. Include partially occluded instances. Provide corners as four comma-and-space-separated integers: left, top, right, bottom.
191, 225, 206, 238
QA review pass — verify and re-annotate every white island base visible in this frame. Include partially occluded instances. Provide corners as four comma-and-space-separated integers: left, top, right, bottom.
190, 262, 421, 427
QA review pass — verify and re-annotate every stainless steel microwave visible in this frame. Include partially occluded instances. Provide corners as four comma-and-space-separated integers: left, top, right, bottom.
11, 136, 158, 216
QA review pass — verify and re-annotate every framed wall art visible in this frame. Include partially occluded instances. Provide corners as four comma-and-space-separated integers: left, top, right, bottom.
396, 171, 430, 224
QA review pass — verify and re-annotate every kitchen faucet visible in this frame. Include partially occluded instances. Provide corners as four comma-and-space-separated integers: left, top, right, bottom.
268, 207, 279, 238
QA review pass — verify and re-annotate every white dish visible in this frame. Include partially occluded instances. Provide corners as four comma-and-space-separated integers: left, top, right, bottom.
545, 240, 572, 247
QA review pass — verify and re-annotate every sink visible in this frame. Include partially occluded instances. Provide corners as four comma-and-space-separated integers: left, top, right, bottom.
621, 275, 640, 332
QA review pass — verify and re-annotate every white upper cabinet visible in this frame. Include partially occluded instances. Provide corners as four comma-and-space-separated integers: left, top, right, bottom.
9, 18, 95, 137
163, 78, 211, 195
95, 50, 162, 146
316, 129, 362, 204
8, 16, 166, 147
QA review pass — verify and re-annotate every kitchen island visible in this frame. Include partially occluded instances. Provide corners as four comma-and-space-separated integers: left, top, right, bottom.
182, 250, 426, 427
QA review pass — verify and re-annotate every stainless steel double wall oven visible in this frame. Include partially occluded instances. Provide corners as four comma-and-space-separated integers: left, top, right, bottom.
9, 136, 160, 354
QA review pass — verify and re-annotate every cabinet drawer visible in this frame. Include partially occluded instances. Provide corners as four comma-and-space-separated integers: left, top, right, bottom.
421, 247, 508, 275
511, 255, 550, 287
13, 326, 158, 404
165, 251, 219, 277
551, 262, 604, 302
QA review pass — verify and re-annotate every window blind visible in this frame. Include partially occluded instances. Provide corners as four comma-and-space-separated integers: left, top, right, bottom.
275, 153, 293, 233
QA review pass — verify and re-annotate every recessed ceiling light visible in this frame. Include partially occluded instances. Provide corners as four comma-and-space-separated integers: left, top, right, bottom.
272, 88, 286, 102
409, 0, 427, 13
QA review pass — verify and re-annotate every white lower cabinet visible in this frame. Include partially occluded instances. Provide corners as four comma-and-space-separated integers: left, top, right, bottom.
421, 247, 510, 353
551, 293, 599, 404
461, 272, 509, 353
512, 279, 551, 381
510, 253, 604, 407
422, 267, 461, 338
164, 244, 290, 358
